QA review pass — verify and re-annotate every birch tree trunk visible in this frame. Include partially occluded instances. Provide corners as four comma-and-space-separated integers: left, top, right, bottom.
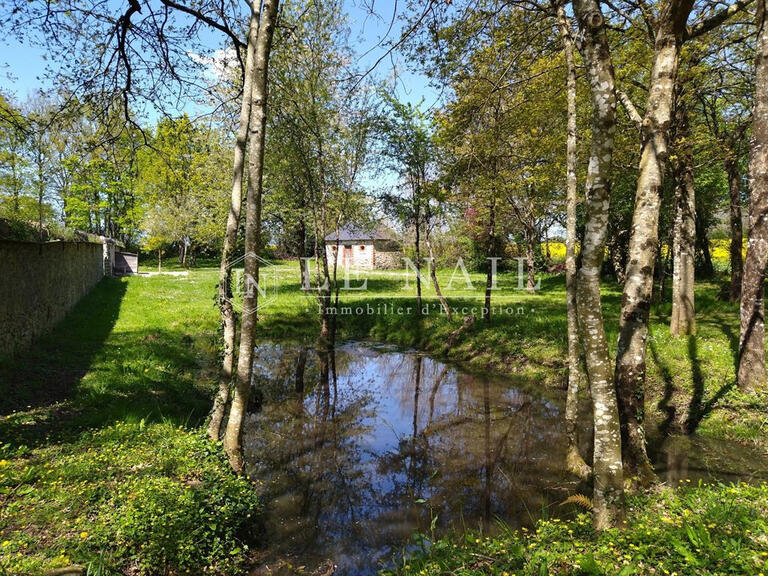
739, 0, 768, 391
208, 0, 261, 441
670, 96, 696, 336
483, 195, 496, 322
223, 0, 278, 472
426, 236, 451, 319
727, 157, 744, 302
573, 0, 624, 529
525, 225, 537, 292
415, 196, 423, 315
614, 1, 693, 484
557, 0, 590, 480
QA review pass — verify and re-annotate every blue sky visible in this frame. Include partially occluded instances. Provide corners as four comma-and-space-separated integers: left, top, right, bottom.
0, 0, 437, 113
0, 0, 435, 199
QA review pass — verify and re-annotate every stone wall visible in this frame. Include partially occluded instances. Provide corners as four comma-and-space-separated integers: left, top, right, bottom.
0, 239, 105, 358
374, 250, 402, 270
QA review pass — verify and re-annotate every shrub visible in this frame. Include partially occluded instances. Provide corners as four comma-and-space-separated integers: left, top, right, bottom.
87, 429, 261, 575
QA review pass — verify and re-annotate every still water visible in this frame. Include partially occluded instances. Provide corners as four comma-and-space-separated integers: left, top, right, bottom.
243, 342, 768, 575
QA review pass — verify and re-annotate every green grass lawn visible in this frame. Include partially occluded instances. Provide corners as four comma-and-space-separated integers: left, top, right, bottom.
0, 272, 259, 575
1, 262, 766, 575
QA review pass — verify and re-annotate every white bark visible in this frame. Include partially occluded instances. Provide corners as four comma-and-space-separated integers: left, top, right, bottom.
209, 0, 261, 441
223, 0, 279, 472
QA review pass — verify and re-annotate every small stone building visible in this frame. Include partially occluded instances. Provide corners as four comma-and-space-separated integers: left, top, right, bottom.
325, 225, 401, 270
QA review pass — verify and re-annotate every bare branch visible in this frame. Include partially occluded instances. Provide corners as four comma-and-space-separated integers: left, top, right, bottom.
684, 0, 755, 41
617, 89, 643, 128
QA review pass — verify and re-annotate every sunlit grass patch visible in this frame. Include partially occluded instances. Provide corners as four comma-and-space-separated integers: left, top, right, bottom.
0, 271, 259, 575
385, 481, 768, 575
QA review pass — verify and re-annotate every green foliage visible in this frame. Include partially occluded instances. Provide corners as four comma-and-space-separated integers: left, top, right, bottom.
385, 482, 768, 576
137, 114, 231, 256
265, 0, 375, 259
427, 5, 571, 268
91, 427, 260, 575
0, 273, 261, 575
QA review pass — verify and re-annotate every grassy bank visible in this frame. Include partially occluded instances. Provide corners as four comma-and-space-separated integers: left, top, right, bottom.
384, 482, 768, 575
0, 272, 259, 575
1, 263, 766, 574
258, 261, 768, 451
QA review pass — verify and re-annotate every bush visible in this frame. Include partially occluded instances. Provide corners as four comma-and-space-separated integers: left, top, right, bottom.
0, 422, 261, 576
87, 429, 261, 575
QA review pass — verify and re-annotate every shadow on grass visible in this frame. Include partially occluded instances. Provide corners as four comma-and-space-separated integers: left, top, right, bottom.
650, 337, 681, 437
651, 333, 736, 439
0, 277, 214, 448
0, 278, 127, 415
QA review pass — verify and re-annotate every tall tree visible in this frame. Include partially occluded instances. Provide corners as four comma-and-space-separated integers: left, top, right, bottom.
572, 0, 624, 529
0, 94, 29, 219
555, 0, 590, 480
222, 0, 279, 472
613, 0, 751, 481
379, 96, 450, 317
208, 0, 262, 442
739, 0, 768, 391
266, 0, 373, 345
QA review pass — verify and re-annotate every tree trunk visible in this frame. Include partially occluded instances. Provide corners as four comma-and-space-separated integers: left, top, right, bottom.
670, 96, 696, 336
330, 222, 343, 346
483, 196, 496, 322
652, 236, 665, 304
426, 236, 451, 319
298, 218, 309, 290
157, 249, 162, 272
557, 0, 590, 480
739, 0, 768, 391
414, 198, 423, 315
614, 2, 693, 484
695, 214, 715, 277
607, 233, 627, 283
727, 158, 744, 302
208, 0, 261, 442
223, 0, 278, 472
313, 204, 334, 346
573, 0, 624, 529
299, 257, 309, 290
525, 227, 536, 292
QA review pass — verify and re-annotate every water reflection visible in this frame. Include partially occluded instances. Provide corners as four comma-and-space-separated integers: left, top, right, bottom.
649, 433, 768, 485
243, 342, 575, 575
243, 342, 768, 575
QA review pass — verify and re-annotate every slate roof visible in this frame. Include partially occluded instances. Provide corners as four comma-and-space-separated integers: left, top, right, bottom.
324, 224, 396, 242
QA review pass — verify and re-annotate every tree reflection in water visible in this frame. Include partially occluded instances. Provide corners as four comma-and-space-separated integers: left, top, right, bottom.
243, 343, 768, 574
243, 342, 574, 575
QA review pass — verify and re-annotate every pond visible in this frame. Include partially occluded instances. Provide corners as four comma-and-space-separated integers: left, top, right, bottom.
243, 342, 768, 575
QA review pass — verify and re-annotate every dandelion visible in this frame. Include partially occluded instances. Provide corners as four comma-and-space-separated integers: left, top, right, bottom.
79, 531, 88, 539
